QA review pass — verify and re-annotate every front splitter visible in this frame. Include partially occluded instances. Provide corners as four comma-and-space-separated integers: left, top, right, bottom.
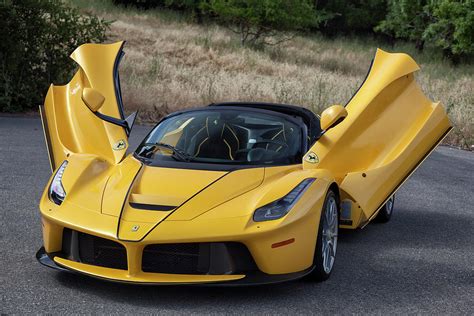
35, 247, 314, 286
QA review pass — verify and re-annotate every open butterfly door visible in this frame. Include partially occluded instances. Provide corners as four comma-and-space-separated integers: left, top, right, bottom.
303, 49, 452, 227
40, 42, 136, 171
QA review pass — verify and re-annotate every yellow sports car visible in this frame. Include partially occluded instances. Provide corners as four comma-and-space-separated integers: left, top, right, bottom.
36, 42, 451, 285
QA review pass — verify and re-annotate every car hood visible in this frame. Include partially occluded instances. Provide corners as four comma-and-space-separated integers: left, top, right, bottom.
101, 158, 265, 241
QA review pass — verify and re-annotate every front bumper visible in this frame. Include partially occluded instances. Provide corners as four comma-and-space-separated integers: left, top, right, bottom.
36, 246, 314, 286
38, 177, 328, 285
37, 208, 320, 285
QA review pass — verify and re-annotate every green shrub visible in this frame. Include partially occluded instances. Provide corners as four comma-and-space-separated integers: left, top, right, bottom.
423, 0, 474, 62
202, 0, 329, 46
375, 0, 429, 51
0, 0, 109, 112
376, 0, 474, 61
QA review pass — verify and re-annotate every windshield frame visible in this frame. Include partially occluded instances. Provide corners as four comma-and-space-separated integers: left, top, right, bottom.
134, 106, 308, 171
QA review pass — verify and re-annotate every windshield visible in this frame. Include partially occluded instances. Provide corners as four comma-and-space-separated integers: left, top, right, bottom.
136, 109, 305, 166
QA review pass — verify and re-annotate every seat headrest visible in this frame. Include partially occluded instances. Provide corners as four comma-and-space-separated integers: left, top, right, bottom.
206, 117, 225, 141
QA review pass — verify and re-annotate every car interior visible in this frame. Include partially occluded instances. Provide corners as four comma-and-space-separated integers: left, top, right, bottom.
138, 104, 322, 165
177, 114, 301, 163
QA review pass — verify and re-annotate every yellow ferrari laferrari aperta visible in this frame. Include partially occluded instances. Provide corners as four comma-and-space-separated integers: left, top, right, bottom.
36, 42, 452, 285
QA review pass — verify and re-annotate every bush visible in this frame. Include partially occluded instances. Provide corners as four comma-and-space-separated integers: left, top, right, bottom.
375, 0, 429, 51
0, 0, 109, 112
203, 0, 329, 46
376, 0, 474, 61
423, 0, 474, 62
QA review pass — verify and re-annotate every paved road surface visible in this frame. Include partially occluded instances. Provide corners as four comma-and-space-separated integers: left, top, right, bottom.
1, 117, 473, 314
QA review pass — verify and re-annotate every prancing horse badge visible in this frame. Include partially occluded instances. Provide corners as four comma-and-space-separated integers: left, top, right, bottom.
304, 152, 319, 163
113, 139, 127, 151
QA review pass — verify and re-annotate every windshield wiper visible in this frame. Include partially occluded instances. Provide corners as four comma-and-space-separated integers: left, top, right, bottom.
141, 142, 192, 162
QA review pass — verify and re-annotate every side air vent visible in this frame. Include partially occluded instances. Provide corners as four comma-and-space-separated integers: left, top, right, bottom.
61, 228, 128, 270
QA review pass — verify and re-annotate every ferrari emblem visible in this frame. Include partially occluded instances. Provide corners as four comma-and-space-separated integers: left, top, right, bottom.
131, 225, 140, 232
305, 152, 319, 163
113, 139, 127, 151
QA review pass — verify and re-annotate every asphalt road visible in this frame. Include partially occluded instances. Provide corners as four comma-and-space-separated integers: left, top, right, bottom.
1, 116, 473, 314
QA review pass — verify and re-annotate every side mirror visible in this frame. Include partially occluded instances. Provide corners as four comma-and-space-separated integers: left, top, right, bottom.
82, 88, 105, 112
320, 105, 348, 131
81, 87, 137, 136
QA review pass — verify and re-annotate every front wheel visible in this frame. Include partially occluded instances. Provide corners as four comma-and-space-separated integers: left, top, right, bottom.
305, 190, 339, 282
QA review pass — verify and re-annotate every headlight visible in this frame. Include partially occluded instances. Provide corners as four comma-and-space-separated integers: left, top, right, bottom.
253, 178, 315, 222
49, 161, 68, 205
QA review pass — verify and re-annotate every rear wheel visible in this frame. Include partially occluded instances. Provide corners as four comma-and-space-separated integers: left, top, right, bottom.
305, 190, 339, 282
374, 195, 395, 223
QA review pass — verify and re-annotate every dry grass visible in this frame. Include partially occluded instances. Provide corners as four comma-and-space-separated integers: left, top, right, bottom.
71, 0, 473, 149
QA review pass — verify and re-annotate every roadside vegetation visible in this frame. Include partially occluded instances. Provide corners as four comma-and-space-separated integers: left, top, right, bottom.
71, 0, 473, 149
0, 0, 109, 112
1, 0, 472, 149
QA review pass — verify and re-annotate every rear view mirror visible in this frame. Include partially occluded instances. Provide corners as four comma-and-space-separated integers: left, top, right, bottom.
320, 105, 348, 131
82, 88, 105, 112
81, 87, 137, 136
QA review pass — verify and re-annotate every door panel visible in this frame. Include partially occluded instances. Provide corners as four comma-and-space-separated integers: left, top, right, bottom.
40, 42, 128, 171
304, 49, 452, 225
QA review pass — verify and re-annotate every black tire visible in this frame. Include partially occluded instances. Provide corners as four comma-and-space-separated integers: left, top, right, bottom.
374, 195, 395, 223
305, 190, 339, 282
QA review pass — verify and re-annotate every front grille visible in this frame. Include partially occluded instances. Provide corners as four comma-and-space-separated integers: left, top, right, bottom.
142, 242, 257, 275
61, 228, 128, 270
142, 243, 200, 274
60, 230, 257, 275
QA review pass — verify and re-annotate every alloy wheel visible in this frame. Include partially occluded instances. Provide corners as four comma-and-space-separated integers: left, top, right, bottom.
321, 196, 338, 274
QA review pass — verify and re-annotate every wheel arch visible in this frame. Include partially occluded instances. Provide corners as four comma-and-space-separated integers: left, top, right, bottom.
328, 182, 340, 206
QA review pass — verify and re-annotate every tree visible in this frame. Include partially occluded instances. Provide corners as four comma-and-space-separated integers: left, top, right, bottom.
376, 0, 474, 61
0, 0, 109, 112
203, 0, 329, 46
423, 0, 474, 62
375, 0, 430, 51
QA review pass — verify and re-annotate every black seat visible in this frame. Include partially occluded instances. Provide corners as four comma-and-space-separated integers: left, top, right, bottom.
193, 117, 239, 160
209, 102, 321, 144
